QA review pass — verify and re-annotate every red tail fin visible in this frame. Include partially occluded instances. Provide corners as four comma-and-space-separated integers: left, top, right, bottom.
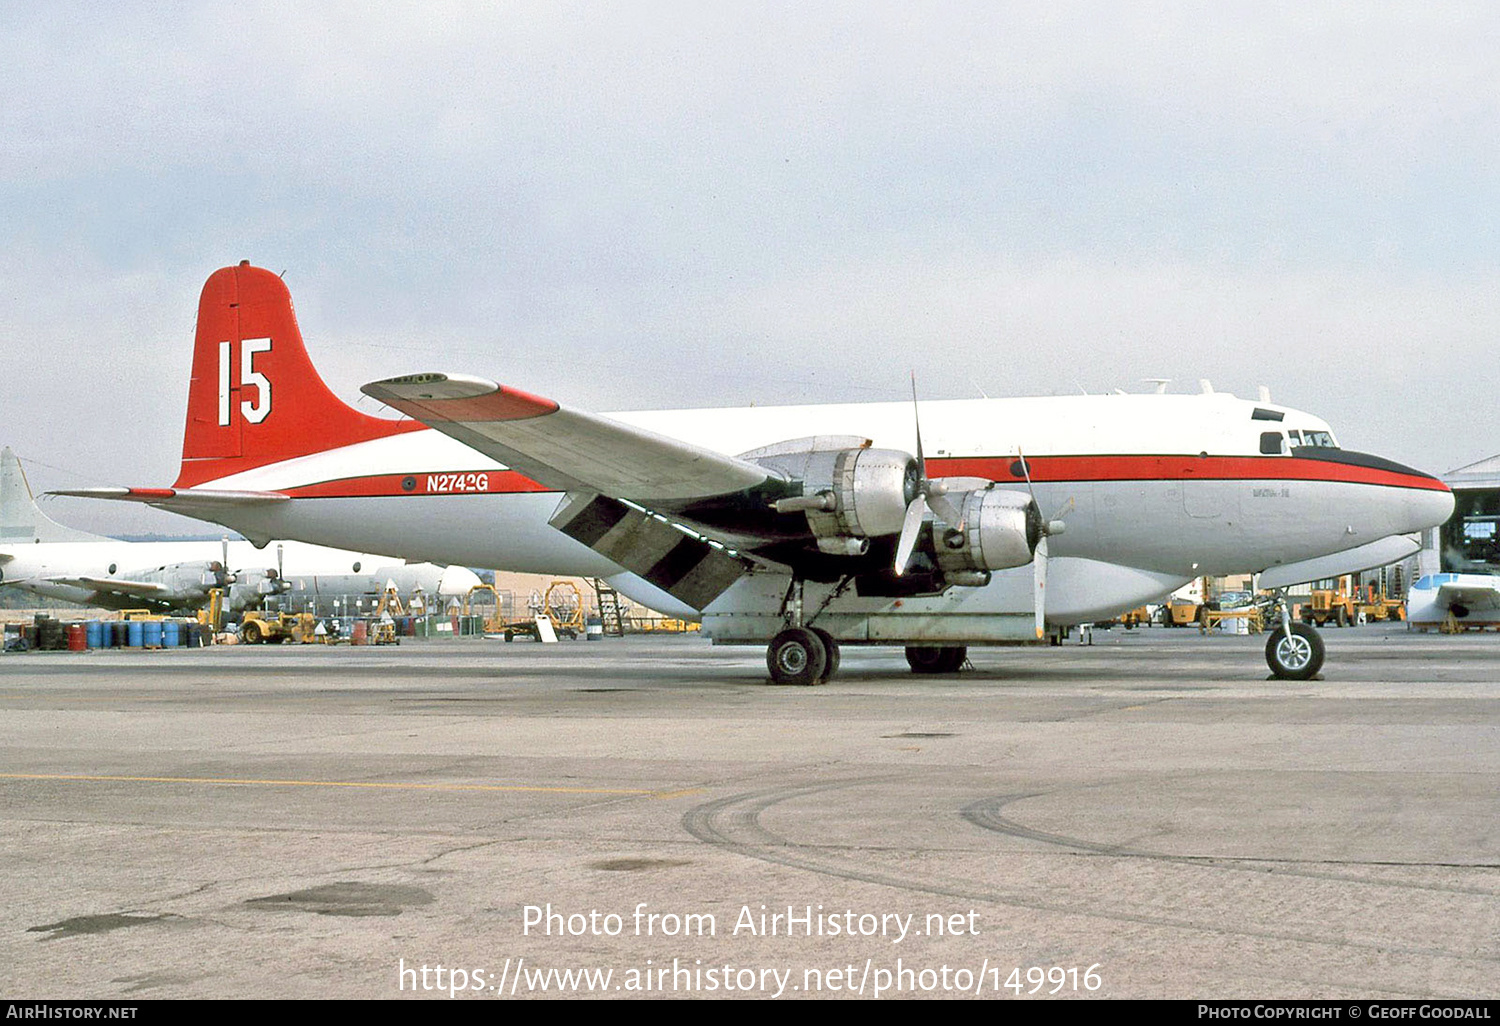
175, 262, 421, 488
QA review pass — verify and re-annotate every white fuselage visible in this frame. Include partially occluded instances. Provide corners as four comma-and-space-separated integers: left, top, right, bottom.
144, 392, 1452, 637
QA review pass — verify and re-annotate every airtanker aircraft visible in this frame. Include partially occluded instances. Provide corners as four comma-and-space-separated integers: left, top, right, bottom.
60, 262, 1452, 682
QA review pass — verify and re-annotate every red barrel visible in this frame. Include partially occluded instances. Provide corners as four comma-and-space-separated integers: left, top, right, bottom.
66, 623, 87, 652
351, 620, 368, 646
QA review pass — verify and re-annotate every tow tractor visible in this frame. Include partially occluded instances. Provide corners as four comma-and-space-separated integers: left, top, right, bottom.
238, 611, 319, 644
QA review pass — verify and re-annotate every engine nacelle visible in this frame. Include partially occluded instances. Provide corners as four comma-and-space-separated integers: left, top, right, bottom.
138, 560, 223, 600
932, 487, 1041, 575
767, 445, 918, 542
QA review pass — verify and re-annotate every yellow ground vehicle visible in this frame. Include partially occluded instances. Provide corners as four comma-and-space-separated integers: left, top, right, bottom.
1355, 581, 1406, 623
239, 611, 318, 644
1301, 577, 1405, 626
1163, 598, 1205, 627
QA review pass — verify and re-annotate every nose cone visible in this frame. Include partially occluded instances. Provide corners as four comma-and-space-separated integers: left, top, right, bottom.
1405, 481, 1455, 535
437, 564, 483, 597
1309, 448, 1453, 534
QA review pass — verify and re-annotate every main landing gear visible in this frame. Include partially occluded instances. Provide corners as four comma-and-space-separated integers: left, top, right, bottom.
766, 626, 838, 686
1264, 591, 1325, 680
765, 578, 843, 685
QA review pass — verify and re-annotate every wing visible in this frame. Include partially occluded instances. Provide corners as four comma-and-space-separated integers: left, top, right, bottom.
1435, 581, 1500, 613
360, 373, 773, 502
50, 576, 173, 598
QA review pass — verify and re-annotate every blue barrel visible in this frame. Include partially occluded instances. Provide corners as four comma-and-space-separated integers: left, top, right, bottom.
142, 621, 163, 648
163, 621, 181, 647
87, 621, 104, 649
127, 621, 144, 647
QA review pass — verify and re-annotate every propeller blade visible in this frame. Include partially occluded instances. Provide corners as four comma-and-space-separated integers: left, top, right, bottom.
1033, 534, 1048, 640
894, 494, 927, 575
909, 372, 925, 473
927, 487, 964, 527
1016, 447, 1039, 506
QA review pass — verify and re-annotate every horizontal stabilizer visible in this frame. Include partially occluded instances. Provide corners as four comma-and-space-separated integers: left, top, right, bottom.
49, 487, 289, 508
362, 373, 771, 502
549, 493, 749, 612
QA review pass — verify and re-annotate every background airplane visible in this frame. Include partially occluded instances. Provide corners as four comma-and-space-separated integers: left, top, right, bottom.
1405, 573, 1500, 630
59, 263, 1453, 681
1, 446, 480, 612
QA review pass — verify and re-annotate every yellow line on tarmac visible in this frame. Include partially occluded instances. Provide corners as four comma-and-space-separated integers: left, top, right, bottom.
0, 772, 684, 797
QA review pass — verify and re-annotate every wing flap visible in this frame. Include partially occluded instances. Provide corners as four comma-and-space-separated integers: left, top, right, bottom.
362, 374, 771, 502
549, 493, 749, 611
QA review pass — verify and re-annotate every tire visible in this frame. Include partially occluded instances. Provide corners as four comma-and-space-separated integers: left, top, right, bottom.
809, 627, 840, 682
240, 621, 263, 645
766, 627, 828, 686
1335, 607, 1348, 628
906, 645, 966, 674
1265, 623, 1325, 680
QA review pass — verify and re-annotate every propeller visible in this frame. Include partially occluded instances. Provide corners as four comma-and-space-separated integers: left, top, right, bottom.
894, 375, 966, 576
1014, 448, 1069, 639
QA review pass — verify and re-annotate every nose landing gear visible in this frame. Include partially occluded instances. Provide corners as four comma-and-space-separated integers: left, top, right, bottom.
1264, 591, 1325, 680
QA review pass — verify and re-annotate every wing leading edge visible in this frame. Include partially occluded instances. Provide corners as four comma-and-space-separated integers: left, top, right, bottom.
360, 373, 773, 502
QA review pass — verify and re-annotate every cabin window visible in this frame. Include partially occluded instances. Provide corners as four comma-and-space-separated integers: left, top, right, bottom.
1259, 431, 1285, 455
352, 562, 361, 573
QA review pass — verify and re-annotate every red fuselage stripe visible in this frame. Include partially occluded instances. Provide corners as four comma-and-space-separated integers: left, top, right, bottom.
937, 454, 1447, 491
266, 454, 1446, 499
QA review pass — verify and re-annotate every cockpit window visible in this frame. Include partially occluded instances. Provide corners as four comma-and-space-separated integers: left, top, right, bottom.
1286, 429, 1302, 444
1300, 430, 1336, 448
1259, 431, 1285, 455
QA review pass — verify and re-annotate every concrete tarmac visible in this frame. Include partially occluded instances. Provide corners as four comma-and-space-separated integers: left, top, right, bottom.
1, 625, 1497, 1000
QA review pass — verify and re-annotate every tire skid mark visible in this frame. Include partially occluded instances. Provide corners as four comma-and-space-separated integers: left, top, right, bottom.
963, 795, 1500, 898
682, 780, 1500, 964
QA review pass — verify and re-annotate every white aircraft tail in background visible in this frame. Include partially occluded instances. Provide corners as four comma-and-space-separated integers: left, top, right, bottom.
1, 446, 478, 611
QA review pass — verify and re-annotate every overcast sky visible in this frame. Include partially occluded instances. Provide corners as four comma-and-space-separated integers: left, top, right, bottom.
2, 2, 1498, 535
